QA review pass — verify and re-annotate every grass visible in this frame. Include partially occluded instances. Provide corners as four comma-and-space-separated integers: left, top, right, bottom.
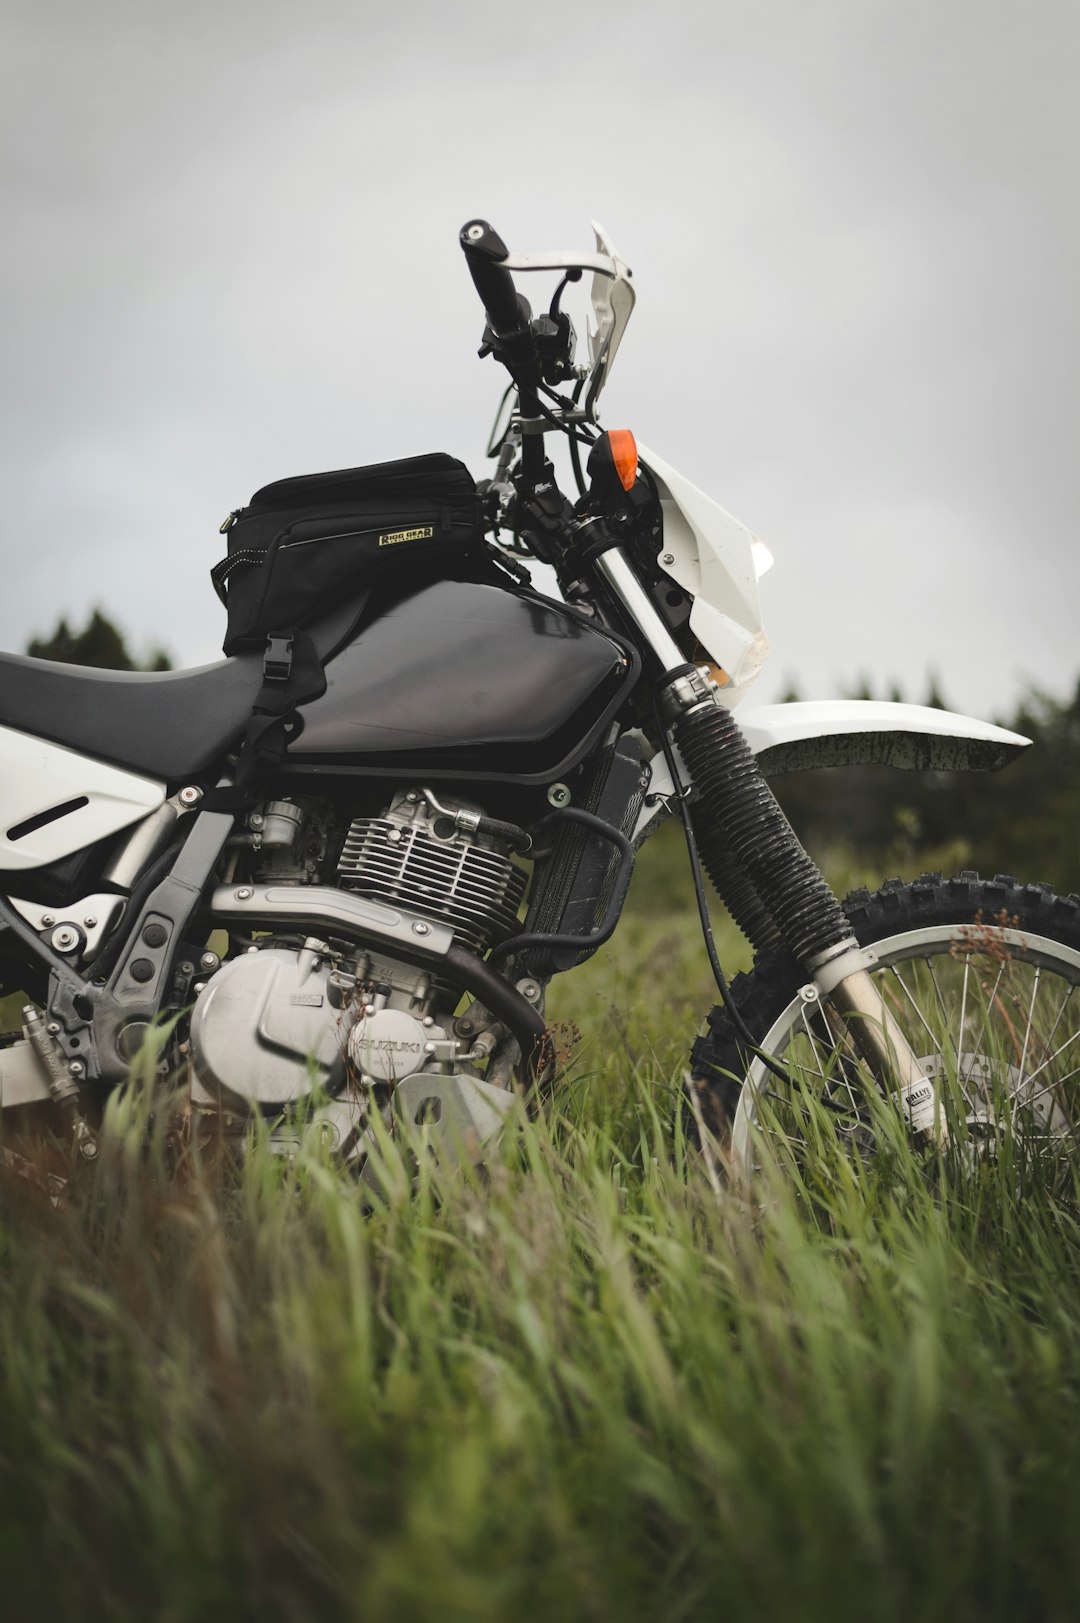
2, 829, 1080, 1621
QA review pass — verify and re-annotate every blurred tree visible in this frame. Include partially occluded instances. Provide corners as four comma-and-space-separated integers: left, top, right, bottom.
27, 609, 172, 671
922, 670, 949, 710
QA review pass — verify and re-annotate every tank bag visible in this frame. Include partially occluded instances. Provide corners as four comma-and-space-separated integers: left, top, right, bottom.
208, 452, 486, 801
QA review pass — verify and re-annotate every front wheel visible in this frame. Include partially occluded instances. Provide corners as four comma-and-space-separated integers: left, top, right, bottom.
689, 873, 1080, 1181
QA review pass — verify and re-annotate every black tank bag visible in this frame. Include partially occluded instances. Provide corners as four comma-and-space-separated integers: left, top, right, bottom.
213, 452, 484, 654
210, 452, 485, 794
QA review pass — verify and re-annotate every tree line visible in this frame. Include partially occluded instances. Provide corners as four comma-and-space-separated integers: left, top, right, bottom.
27, 609, 171, 672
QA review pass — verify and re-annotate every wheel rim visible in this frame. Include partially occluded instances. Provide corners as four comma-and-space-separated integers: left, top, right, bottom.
731, 922, 1080, 1178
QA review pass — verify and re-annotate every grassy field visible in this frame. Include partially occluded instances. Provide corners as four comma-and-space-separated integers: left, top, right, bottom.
2, 830, 1080, 1621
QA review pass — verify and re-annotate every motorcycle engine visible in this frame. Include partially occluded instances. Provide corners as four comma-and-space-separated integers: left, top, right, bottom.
189, 788, 528, 1120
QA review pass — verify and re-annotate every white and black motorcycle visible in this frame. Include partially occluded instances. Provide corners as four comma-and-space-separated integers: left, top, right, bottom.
1, 217, 1077, 1181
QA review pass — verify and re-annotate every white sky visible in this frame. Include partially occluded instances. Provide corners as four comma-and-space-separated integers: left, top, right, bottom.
2, 0, 1077, 720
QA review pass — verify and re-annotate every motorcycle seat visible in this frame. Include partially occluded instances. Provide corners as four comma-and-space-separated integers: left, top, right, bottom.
0, 649, 266, 782
0, 589, 373, 782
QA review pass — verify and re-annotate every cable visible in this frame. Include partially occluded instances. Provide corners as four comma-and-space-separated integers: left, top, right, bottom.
486, 383, 517, 458
536, 375, 598, 426
498, 365, 598, 452
569, 430, 586, 498
528, 387, 598, 447
568, 377, 587, 495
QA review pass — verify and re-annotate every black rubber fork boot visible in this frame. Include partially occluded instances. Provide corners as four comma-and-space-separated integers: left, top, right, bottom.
674, 699, 853, 965
689, 810, 784, 955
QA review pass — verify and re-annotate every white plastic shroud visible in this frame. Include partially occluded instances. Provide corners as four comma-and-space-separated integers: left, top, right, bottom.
0, 723, 165, 871
637, 442, 774, 708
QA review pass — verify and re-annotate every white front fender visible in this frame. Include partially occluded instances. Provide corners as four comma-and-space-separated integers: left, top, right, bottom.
633, 699, 1029, 844
735, 699, 1029, 775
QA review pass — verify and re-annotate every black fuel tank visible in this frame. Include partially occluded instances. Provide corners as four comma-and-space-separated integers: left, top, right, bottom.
286, 578, 637, 785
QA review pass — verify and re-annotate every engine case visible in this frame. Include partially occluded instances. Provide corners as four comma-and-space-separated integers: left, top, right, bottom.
189, 947, 343, 1110
195, 786, 527, 1115
190, 944, 452, 1114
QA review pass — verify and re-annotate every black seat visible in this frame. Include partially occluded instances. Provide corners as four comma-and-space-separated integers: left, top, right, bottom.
0, 650, 266, 781
0, 589, 373, 782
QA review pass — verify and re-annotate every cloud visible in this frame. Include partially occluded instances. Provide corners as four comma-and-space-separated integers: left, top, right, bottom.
1, 0, 1076, 716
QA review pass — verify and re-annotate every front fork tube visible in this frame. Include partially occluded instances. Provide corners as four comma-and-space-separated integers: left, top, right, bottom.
595, 544, 946, 1146
806, 946, 949, 1148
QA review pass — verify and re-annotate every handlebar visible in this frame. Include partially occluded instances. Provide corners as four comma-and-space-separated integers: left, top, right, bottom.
459, 220, 529, 336
460, 220, 544, 482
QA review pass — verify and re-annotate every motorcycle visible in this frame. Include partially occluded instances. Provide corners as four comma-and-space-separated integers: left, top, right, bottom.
1, 216, 1077, 1184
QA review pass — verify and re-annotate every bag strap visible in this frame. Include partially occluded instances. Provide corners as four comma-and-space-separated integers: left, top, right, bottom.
202, 628, 326, 811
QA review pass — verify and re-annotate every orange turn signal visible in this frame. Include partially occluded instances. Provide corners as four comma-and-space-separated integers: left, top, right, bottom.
608, 429, 638, 492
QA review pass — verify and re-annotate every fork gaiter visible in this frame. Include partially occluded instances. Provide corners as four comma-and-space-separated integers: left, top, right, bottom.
673, 700, 852, 964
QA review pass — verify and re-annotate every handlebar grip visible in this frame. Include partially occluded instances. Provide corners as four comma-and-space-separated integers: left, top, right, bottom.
459, 220, 528, 336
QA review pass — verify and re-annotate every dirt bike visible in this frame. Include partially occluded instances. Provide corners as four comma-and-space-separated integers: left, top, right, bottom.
0, 216, 1077, 1184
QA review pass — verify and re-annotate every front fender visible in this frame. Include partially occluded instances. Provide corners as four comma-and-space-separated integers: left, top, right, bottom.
632, 699, 1029, 845
735, 699, 1029, 775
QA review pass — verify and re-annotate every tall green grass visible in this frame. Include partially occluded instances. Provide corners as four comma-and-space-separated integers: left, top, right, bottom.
2, 832, 1079, 1621
4, 1070, 1080, 1619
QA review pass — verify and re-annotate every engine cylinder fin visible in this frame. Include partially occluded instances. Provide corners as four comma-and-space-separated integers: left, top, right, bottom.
338, 815, 527, 956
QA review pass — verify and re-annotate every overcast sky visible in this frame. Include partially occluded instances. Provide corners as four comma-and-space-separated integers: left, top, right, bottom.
2, 0, 1076, 721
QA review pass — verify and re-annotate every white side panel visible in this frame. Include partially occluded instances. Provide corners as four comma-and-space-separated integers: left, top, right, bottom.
0, 725, 165, 871
735, 700, 1031, 774
637, 443, 770, 707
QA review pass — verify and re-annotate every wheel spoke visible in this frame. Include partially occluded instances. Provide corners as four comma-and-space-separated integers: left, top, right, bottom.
887, 965, 941, 1048
794, 1007, 832, 1083
1016, 967, 1041, 1086
1034, 984, 1076, 1070
967, 961, 1008, 1068
926, 959, 952, 1034
957, 956, 970, 1063
1023, 1062, 1080, 1114
1016, 1024, 1080, 1092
